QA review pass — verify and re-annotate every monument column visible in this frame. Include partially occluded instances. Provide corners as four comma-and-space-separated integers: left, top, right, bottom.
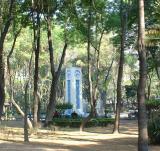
65, 67, 84, 115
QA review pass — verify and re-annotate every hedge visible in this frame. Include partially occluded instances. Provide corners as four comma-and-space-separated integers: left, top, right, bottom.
148, 116, 160, 144
52, 118, 114, 128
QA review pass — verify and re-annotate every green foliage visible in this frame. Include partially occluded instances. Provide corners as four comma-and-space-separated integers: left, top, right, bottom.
56, 103, 73, 114
125, 85, 137, 99
148, 116, 160, 144
52, 118, 114, 128
125, 54, 137, 68
146, 99, 160, 110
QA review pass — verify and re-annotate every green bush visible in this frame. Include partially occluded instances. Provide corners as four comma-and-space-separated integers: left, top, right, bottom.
56, 103, 73, 115
54, 120, 69, 127
96, 118, 113, 126
52, 118, 114, 128
56, 103, 73, 110
148, 117, 160, 144
70, 120, 82, 127
146, 99, 160, 110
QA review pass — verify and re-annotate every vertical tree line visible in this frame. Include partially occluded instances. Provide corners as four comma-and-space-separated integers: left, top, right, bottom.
32, 1, 41, 127
137, 0, 148, 150
113, 0, 126, 134
0, 0, 14, 119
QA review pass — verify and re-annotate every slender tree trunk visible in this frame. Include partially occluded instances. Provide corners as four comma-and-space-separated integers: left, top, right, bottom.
33, 12, 40, 127
113, 78, 116, 112
45, 15, 68, 125
102, 59, 114, 113
92, 30, 104, 117
24, 51, 33, 142
23, 50, 34, 141
45, 15, 56, 124
24, 83, 29, 142
0, 0, 14, 118
113, 0, 126, 134
6, 29, 32, 129
80, 1, 93, 131
147, 74, 151, 100
45, 41, 67, 124
137, 0, 148, 150
12, 99, 32, 129
37, 100, 41, 122
104, 59, 114, 83
45, 79, 57, 123
7, 29, 21, 77
0, 46, 5, 119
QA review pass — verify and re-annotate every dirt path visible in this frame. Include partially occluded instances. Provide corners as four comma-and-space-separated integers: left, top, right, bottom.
0, 120, 159, 151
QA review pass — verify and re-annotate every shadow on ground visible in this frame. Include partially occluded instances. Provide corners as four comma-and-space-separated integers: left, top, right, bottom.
0, 120, 159, 151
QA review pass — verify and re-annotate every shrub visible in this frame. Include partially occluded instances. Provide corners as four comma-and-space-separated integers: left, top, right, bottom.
56, 103, 73, 110
86, 119, 98, 127
146, 99, 160, 110
148, 116, 160, 144
70, 120, 82, 127
52, 118, 114, 128
97, 118, 114, 126
56, 103, 73, 115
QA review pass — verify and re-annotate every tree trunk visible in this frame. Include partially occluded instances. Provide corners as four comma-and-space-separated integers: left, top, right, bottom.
37, 100, 41, 122
45, 79, 57, 124
147, 74, 151, 100
80, 0, 93, 131
7, 29, 21, 77
113, 79, 116, 112
104, 59, 114, 83
45, 15, 68, 125
103, 59, 114, 113
0, 0, 14, 118
6, 28, 32, 129
24, 83, 29, 142
113, 0, 126, 134
0, 50, 5, 119
45, 45, 67, 125
92, 30, 104, 118
33, 12, 40, 127
23, 49, 34, 140
12, 99, 32, 129
80, 112, 93, 132
137, 0, 148, 150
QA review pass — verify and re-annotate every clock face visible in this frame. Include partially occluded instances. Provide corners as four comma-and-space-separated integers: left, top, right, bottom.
75, 70, 81, 79
67, 70, 71, 79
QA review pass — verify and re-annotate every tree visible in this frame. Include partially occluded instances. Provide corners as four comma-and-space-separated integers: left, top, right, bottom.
63, 0, 119, 131
24, 51, 33, 142
137, 0, 149, 150
7, 28, 33, 129
32, 1, 41, 127
0, 0, 14, 119
44, 1, 68, 124
113, 0, 126, 134
80, 0, 93, 131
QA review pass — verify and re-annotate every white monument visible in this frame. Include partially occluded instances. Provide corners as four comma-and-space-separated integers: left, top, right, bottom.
65, 67, 84, 115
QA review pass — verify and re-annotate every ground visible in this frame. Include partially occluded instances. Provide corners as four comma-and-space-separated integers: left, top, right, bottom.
0, 120, 159, 151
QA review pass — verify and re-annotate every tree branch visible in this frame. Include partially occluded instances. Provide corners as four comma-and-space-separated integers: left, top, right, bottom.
46, 15, 55, 76
0, 0, 14, 45
105, 58, 114, 83
7, 28, 22, 76
55, 43, 68, 80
